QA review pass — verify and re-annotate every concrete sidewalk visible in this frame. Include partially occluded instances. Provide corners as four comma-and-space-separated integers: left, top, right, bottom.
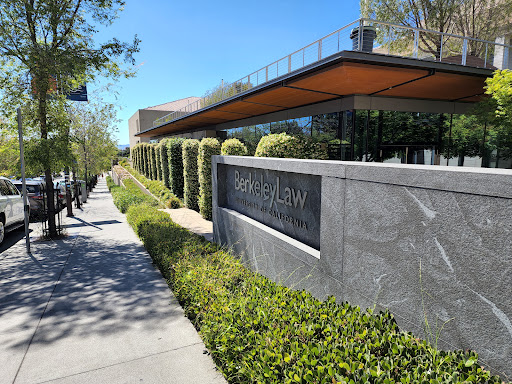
160, 208, 213, 242
0, 177, 225, 384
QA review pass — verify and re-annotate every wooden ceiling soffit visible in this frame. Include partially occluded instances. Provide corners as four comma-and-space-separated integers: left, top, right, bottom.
288, 62, 429, 96
200, 110, 252, 120
139, 126, 169, 137
243, 86, 337, 108
377, 72, 486, 101
185, 115, 227, 124
216, 100, 284, 115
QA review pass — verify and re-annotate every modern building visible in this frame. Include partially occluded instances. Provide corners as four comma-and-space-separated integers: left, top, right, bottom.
136, 19, 512, 168
128, 96, 201, 150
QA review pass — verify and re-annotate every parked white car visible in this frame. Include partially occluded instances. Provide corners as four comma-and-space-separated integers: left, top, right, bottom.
0, 177, 25, 244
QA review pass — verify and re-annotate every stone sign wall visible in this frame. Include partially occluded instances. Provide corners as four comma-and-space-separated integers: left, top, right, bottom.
217, 164, 321, 249
212, 156, 512, 379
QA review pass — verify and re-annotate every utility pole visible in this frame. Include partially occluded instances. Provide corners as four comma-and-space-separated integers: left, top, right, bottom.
17, 108, 30, 254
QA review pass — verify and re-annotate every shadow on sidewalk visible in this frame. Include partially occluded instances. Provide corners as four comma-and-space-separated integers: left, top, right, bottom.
1, 232, 180, 349
0, 229, 32, 255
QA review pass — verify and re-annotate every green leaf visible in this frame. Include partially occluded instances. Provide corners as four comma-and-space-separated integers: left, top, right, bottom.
465, 357, 476, 367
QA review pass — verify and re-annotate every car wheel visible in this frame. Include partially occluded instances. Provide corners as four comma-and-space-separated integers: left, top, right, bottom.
0, 221, 4, 245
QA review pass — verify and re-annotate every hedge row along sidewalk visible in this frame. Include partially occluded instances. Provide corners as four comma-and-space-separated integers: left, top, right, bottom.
106, 176, 507, 384
115, 162, 181, 208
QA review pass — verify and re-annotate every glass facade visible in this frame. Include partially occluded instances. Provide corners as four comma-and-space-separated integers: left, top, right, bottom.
223, 110, 512, 168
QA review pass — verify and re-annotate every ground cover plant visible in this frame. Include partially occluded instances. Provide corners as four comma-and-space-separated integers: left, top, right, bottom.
107, 181, 506, 384
106, 175, 157, 213
116, 162, 182, 209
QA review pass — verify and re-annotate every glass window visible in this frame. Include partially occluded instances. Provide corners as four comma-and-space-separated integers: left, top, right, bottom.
14, 184, 39, 194
6, 180, 20, 195
0, 180, 13, 195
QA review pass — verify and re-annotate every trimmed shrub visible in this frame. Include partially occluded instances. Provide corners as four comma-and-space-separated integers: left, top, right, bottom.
138, 144, 144, 175
167, 138, 185, 197
126, 203, 172, 238
151, 144, 158, 180
166, 196, 182, 209
136, 145, 140, 172
132, 145, 138, 173
255, 132, 328, 159
141, 143, 149, 177
130, 145, 136, 170
220, 138, 248, 156
134, 145, 139, 173
155, 144, 162, 181
182, 139, 200, 211
138, 144, 143, 175
159, 139, 171, 188
198, 138, 220, 220
147, 144, 153, 179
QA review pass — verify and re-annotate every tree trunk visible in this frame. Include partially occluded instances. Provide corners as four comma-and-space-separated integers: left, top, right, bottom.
84, 144, 87, 201
44, 168, 57, 236
38, 90, 57, 238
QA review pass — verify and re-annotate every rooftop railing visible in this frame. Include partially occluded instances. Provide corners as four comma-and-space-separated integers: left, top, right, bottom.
153, 18, 511, 128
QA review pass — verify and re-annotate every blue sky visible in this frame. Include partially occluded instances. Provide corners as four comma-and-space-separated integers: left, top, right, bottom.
96, 0, 361, 145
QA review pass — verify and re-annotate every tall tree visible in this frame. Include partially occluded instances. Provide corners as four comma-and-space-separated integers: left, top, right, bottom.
0, 0, 139, 237
483, 69, 512, 161
70, 101, 119, 183
360, 0, 512, 58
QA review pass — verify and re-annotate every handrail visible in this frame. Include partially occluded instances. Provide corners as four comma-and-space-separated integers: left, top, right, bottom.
153, 18, 512, 128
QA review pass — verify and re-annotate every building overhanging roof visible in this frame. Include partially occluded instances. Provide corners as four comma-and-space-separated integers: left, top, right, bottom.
137, 51, 492, 138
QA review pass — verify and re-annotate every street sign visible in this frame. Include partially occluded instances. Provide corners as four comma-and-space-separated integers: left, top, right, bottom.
66, 84, 88, 102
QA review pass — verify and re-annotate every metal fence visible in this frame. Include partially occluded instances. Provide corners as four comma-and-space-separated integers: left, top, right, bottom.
154, 18, 511, 128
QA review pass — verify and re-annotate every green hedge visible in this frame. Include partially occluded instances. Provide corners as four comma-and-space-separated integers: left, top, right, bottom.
159, 139, 171, 188
140, 144, 146, 176
136, 144, 141, 173
221, 138, 248, 156
108, 176, 157, 213
126, 203, 173, 238
151, 144, 159, 180
118, 160, 182, 209
148, 144, 153, 179
198, 138, 220, 220
255, 133, 328, 159
115, 193, 505, 384
132, 145, 139, 173
182, 139, 200, 211
106, 175, 117, 190
142, 143, 149, 177
167, 138, 185, 198
155, 144, 162, 181
131, 146, 135, 171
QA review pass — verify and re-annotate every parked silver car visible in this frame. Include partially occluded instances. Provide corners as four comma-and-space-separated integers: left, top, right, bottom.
0, 177, 25, 244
